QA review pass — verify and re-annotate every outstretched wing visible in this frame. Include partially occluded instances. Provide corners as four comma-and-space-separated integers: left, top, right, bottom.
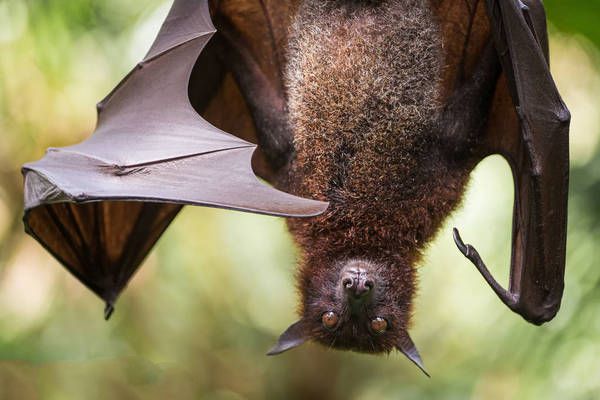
22, 0, 327, 318
435, 0, 570, 324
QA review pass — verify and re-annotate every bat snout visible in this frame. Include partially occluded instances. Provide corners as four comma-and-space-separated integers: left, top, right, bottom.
341, 268, 375, 300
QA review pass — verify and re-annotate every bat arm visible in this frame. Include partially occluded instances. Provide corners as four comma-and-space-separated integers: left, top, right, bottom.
453, 228, 519, 309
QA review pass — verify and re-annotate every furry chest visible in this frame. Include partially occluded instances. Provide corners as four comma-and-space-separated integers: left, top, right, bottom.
286, 0, 444, 199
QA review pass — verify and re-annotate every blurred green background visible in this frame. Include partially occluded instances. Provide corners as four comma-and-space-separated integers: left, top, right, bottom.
1, 1, 599, 399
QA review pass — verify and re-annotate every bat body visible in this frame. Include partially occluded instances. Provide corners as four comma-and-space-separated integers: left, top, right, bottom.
265, 0, 500, 373
23, 0, 569, 375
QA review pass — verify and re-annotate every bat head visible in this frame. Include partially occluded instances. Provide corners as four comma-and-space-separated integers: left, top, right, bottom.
267, 258, 428, 376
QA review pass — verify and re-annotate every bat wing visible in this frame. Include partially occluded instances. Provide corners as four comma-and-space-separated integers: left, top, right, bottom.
22, 0, 327, 318
439, 0, 570, 324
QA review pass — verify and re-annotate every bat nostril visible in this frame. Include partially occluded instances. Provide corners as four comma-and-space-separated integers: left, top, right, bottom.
342, 272, 374, 299
342, 277, 354, 289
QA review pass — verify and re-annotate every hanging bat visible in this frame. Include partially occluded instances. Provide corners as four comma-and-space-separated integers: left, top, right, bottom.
209, 0, 570, 374
22, 0, 569, 376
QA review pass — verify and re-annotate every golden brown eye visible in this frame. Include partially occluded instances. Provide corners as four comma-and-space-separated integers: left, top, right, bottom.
322, 311, 339, 330
371, 317, 388, 334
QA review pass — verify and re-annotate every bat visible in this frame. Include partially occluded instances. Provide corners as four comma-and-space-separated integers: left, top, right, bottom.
258, 0, 569, 375
22, 0, 569, 376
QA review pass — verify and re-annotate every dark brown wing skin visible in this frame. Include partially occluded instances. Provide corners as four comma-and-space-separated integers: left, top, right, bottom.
435, 0, 570, 324
22, 0, 327, 318
199, 0, 299, 178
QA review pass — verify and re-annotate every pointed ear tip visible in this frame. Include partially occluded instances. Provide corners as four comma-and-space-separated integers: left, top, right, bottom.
410, 357, 430, 378
266, 338, 308, 357
266, 348, 280, 356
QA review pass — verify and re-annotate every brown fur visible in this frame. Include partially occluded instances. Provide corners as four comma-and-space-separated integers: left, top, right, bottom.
281, 0, 474, 352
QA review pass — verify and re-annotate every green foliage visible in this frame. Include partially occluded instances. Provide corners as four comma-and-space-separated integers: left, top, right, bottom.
546, 0, 600, 48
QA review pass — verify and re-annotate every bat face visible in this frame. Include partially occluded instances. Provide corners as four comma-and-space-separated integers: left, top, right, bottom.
268, 250, 427, 374
298, 259, 412, 354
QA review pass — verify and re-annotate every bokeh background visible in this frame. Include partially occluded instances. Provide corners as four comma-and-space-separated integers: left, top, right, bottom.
1, 1, 599, 399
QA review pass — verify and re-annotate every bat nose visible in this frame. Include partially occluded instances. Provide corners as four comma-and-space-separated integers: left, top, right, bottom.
342, 270, 374, 299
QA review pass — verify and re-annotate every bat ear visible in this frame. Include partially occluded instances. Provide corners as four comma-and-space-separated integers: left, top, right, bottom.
396, 331, 430, 377
266, 320, 310, 356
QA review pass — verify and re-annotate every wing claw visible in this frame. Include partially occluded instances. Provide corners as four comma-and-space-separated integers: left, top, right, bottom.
453, 228, 517, 309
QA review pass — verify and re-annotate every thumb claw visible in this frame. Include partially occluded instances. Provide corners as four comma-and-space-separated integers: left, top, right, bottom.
452, 227, 468, 256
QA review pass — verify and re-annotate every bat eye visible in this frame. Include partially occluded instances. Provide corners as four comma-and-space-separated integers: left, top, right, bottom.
370, 317, 388, 334
322, 311, 339, 330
